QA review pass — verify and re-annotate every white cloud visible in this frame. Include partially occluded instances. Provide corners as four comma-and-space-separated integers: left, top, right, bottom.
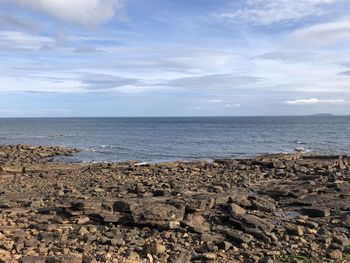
289, 16, 350, 47
0, 31, 55, 50
218, 0, 340, 25
3, 0, 125, 26
286, 98, 346, 105
208, 99, 223, 103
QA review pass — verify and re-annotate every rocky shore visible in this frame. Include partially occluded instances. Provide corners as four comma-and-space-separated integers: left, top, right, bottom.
0, 145, 350, 263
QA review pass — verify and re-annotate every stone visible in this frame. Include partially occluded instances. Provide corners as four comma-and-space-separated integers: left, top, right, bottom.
219, 241, 232, 251
285, 224, 304, 236
259, 257, 274, 263
144, 243, 166, 255
131, 199, 185, 228
77, 216, 90, 224
228, 203, 246, 215
186, 194, 215, 212
249, 196, 276, 212
201, 253, 217, 260
82, 255, 97, 263
78, 227, 89, 236
20, 256, 47, 263
328, 249, 342, 260
0, 241, 14, 251
182, 213, 210, 233
273, 160, 285, 169
218, 227, 254, 244
301, 207, 331, 217
230, 214, 275, 233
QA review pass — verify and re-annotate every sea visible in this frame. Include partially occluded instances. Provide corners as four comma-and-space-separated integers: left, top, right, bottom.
0, 116, 349, 163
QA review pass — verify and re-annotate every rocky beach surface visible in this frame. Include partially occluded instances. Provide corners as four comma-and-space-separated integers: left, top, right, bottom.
0, 145, 350, 263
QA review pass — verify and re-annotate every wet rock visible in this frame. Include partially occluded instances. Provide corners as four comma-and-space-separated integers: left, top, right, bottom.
301, 207, 331, 217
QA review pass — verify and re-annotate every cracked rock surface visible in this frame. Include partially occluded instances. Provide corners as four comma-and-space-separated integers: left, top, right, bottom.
0, 145, 350, 262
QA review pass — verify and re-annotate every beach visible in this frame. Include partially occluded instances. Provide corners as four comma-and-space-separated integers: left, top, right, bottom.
0, 145, 349, 262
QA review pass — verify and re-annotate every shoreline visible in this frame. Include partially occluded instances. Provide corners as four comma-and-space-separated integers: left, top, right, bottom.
0, 145, 350, 262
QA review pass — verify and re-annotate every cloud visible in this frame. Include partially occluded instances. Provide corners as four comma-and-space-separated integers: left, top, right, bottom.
74, 47, 100, 54
81, 73, 140, 90
225, 103, 241, 108
163, 74, 261, 91
0, 13, 38, 31
217, 0, 340, 25
339, 70, 350, 75
3, 0, 125, 26
289, 16, 350, 47
285, 98, 346, 105
0, 31, 55, 50
208, 99, 223, 103
255, 52, 321, 63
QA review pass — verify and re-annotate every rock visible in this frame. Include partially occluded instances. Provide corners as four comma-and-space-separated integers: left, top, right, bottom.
78, 227, 89, 236
259, 257, 274, 263
0, 241, 14, 251
328, 249, 342, 260
144, 243, 166, 255
124, 252, 141, 263
333, 236, 350, 248
172, 252, 191, 263
182, 213, 210, 233
249, 196, 276, 212
131, 199, 185, 228
20, 256, 47, 263
301, 207, 331, 217
285, 224, 304, 236
272, 160, 285, 169
228, 203, 246, 215
82, 255, 97, 263
186, 194, 215, 212
230, 214, 275, 233
46, 254, 83, 263
201, 253, 217, 260
219, 241, 232, 251
77, 216, 90, 224
216, 227, 254, 244
192, 252, 217, 261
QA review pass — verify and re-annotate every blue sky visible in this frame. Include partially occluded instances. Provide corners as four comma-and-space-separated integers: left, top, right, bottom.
1, 0, 350, 117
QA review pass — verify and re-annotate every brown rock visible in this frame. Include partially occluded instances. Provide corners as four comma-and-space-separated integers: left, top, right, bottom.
144, 242, 166, 255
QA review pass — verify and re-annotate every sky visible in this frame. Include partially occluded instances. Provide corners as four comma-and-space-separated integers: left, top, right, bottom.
1, 0, 350, 117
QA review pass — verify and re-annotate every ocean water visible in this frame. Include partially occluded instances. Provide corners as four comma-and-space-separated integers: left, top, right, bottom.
0, 116, 349, 163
